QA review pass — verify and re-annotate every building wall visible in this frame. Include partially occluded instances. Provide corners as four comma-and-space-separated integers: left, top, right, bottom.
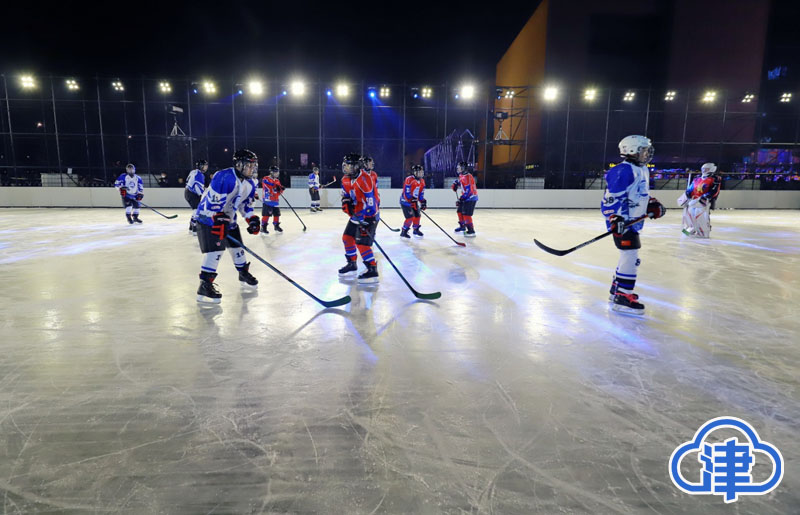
492, 0, 549, 167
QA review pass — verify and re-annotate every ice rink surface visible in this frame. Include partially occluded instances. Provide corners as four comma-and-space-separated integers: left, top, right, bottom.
1, 206, 798, 514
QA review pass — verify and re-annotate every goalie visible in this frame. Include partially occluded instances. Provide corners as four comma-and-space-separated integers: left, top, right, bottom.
678, 163, 720, 238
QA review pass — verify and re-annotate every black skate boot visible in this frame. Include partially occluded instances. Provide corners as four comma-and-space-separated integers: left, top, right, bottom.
132, 214, 143, 224
465, 225, 476, 238
126, 214, 134, 224
358, 263, 379, 284
197, 272, 222, 304
237, 262, 258, 288
400, 228, 411, 239
612, 291, 645, 316
338, 259, 358, 276
413, 227, 424, 237
609, 280, 639, 302
454, 223, 465, 233
273, 222, 283, 233
261, 222, 269, 234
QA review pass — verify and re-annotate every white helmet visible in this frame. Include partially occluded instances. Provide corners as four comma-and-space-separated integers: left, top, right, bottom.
618, 135, 654, 165
701, 162, 717, 177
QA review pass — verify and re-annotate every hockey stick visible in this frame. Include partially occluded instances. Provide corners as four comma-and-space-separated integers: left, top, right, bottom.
379, 217, 401, 232
280, 194, 307, 231
321, 176, 337, 188
138, 201, 178, 219
373, 239, 442, 300
420, 210, 466, 247
534, 215, 648, 257
227, 235, 351, 308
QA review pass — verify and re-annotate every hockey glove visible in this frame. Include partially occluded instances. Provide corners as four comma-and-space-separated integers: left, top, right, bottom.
341, 198, 354, 216
119, 187, 127, 197
647, 197, 666, 219
420, 199, 427, 211
455, 199, 461, 208
451, 182, 459, 192
608, 214, 626, 235
135, 193, 143, 201
411, 200, 419, 211
246, 215, 260, 235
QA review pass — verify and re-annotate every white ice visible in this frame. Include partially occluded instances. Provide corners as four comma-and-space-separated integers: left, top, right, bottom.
0, 207, 798, 513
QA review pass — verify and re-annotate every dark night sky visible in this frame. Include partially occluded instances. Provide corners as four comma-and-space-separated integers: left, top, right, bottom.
2, 1, 540, 82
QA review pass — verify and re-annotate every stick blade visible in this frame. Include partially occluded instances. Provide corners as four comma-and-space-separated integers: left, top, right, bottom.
533, 239, 570, 256
414, 291, 442, 300
320, 295, 351, 308
455, 241, 466, 247
166, 215, 179, 219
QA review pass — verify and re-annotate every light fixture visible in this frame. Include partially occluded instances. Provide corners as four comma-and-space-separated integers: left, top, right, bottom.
421, 86, 432, 98
584, 88, 597, 101
741, 93, 755, 103
664, 90, 676, 101
65, 79, 79, 91
248, 80, 264, 96
780, 92, 792, 103
379, 86, 390, 98
112, 81, 125, 92
20, 75, 36, 89
461, 84, 475, 100
504, 89, 515, 99
368, 88, 376, 99
701, 90, 717, 103
326, 90, 333, 97
623, 91, 635, 102
290, 80, 305, 96
543, 86, 558, 102
202, 81, 216, 94
159, 81, 172, 93
336, 83, 349, 98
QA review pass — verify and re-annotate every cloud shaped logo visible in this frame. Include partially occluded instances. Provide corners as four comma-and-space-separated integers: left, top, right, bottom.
669, 417, 784, 503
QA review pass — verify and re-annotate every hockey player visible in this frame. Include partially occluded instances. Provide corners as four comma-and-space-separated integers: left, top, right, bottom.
679, 162, 720, 238
399, 164, 427, 238
260, 165, 285, 233
601, 135, 666, 315
185, 159, 208, 234
114, 163, 144, 224
194, 149, 261, 304
308, 166, 322, 212
363, 156, 381, 209
452, 162, 478, 237
338, 153, 380, 283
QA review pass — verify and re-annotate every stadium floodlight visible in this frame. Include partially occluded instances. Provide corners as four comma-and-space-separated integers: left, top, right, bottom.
202, 81, 216, 94
336, 83, 350, 98
623, 91, 635, 102
504, 89, 515, 99
248, 80, 264, 96
65, 79, 79, 91
326, 90, 333, 97
421, 86, 432, 98
780, 92, 792, 103
20, 75, 36, 89
543, 86, 558, 102
112, 81, 125, 92
664, 90, 676, 101
741, 93, 755, 103
368, 88, 377, 99
379, 86, 390, 98
584, 88, 597, 101
701, 90, 717, 103
290, 80, 306, 96
461, 84, 475, 100
159, 81, 172, 93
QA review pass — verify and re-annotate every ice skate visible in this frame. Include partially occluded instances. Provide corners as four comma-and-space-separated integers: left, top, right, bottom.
611, 291, 645, 316
273, 223, 283, 233
197, 272, 222, 304
338, 260, 358, 276
132, 214, 143, 224
413, 228, 424, 237
400, 228, 411, 239
357, 263, 379, 284
237, 263, 258, 289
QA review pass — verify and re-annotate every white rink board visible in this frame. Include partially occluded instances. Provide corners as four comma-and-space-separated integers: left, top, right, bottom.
1, 186, 799, 209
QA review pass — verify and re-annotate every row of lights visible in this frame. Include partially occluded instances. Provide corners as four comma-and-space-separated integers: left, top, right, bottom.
542, 86, 789, 104
16, 76, 795, 105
